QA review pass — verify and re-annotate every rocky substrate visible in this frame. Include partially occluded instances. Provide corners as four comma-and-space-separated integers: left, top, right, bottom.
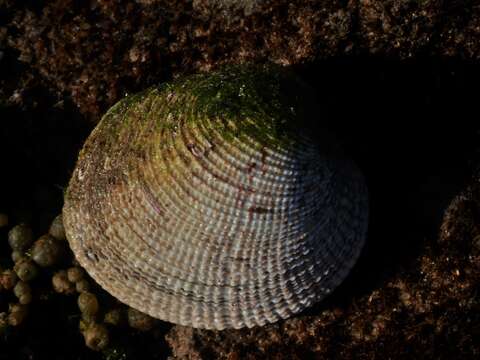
1, 0, 480, 121
1, 1, 479, 359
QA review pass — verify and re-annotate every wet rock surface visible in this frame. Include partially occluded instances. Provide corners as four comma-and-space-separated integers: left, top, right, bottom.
1, 0, 480, 120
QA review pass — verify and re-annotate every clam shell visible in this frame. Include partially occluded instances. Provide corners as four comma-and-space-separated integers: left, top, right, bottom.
63, 65, 368, 330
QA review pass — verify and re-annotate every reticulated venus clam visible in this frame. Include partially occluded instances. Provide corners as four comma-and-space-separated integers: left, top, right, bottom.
63, 64, 368, 330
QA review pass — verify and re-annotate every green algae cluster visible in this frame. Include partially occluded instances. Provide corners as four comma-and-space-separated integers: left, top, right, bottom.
102, 63, 314, 152
65, 64, 319, 215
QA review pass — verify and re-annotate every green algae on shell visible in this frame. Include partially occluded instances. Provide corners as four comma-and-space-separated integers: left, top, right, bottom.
63, 64, 369, 330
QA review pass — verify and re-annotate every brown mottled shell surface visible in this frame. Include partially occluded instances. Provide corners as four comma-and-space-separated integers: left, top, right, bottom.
63, 65, 368, 330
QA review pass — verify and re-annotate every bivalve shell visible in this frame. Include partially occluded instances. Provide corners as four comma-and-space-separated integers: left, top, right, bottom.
63, 64, 368, 329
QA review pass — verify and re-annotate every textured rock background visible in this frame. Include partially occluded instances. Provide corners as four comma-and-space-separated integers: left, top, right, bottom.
1, 0, 480, 120
0, 1, 479, 359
